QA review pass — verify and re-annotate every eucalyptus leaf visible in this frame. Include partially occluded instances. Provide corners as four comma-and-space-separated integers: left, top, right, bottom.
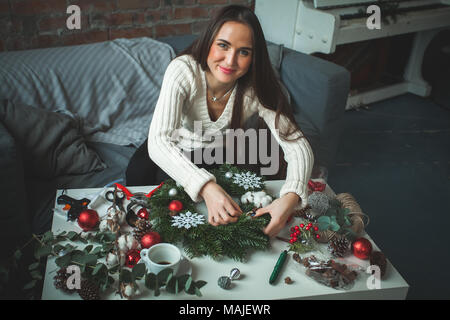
157, 268, 173, 286
108, 264, 119, 274
84, 245, 93, 253
326, 207, 337, 217
70, 250, 86, 264
174, 277, 179, 294
83, 254, 98, 265
55, 253, 72, 268
101, 232, 117, 243
184, 276, 193, 292
317, 216, 331, 231
53, 244, 65, 254
329, 216, 341, 232
92, 263, 106, 276
64, 244, 76, 251
30, 270, 42, 280
23, 280, 36, 290
145, 273, 157, 290
176, 274, 190, 289
120, 269, 133, 283
165, 276, 177, 294
91, 246, 102, 255
78, 237, 88, 244
344, 216, 351, 226
329, 199, 341, 208
66, 231, 78, 240
42, 231, 54, 243
0, 265, 9, 283
132, 263, 146, 280
57, 231, 67, 237
195, 280, 207, 289
13, 249, 22, 261
28, 262, 40, 271
194, 287, 202, 297
35, 245, 52, 259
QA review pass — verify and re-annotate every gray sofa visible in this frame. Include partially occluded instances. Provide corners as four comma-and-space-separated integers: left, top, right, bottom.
0, 35, 350, 253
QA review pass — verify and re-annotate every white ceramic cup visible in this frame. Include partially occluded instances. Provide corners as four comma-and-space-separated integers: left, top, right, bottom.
140, 243, 182, 275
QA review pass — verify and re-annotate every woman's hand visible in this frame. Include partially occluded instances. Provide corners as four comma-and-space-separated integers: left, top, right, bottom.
253, 192, 300, 237
199, 180, 243, 226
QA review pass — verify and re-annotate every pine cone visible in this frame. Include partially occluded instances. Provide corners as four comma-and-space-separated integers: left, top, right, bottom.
304, 210, 318, 222
78, 279, 100, 300
53, 268, 77, 294
294, 205, 311, 218
294, 205, 317, 222
328, 236, 350, 257
133, 219, 153, 241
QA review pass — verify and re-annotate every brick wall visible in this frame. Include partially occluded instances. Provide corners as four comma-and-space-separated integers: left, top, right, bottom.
0, 0, 254, 52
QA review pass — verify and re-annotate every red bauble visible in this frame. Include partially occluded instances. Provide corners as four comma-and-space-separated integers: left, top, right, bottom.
77, 209, 99, 231
125, 249, 141, 268
137, 208, 149, 220
140, 231, 162, 249
168, 200, 183, 212
352, 238, 373, 260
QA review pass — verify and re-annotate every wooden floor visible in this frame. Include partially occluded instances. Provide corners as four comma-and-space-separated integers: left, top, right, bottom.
328, 93, 450, 299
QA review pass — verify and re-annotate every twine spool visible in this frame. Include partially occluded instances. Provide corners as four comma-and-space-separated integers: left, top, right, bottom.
316, 193, 369, 242
316, 230, 337, 243
335, 193, 369, 236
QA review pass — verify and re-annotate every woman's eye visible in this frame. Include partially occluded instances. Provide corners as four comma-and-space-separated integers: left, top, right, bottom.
218, 43, 228, 49
240, 50, 249, 56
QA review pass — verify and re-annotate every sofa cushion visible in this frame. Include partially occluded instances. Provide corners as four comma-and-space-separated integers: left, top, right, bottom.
266, 41, 284, 77
0, 99, 106, 179
0, 37, 176, 147
0, 120, 30, 248
30, 142, 137, 234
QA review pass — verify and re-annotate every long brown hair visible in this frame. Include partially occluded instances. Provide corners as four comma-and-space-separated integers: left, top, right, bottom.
180, 5, 303, 142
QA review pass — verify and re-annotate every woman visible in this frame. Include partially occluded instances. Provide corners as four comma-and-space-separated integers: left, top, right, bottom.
126, 5, 314, 237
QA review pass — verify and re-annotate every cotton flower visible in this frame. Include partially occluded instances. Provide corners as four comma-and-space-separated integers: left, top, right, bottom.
117, 234, 139, 253
120, 282, 141, 299
241, 191, 272, 208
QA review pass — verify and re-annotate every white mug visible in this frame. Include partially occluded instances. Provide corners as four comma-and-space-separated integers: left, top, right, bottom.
140, 243, 182, 275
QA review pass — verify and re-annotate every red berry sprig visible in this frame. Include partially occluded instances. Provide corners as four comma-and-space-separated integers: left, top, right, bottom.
289, 222, 321, 244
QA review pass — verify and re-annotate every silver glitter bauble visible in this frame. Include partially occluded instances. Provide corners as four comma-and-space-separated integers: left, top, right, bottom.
168, 188, 178, 197
307, 191, 330, 216
225, 172, 233, 179
229, 268, 240, 280
218, 276, 231, 290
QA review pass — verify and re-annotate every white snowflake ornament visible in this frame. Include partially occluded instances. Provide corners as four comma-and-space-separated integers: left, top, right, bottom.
232, 171, 263, 190
171, 211, 205, 229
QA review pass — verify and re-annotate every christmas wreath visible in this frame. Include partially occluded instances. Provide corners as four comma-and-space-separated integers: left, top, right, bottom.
147, 164, 272, 262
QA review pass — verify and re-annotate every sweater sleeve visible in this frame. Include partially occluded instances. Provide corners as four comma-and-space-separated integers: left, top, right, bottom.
257, 104, 314, 207
148, 57, 216, 202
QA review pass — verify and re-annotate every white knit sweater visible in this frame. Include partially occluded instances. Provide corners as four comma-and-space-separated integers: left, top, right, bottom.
148, 54, 314, 204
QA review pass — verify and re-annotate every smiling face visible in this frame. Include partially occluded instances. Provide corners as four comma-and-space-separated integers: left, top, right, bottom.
206, 21, 253, 89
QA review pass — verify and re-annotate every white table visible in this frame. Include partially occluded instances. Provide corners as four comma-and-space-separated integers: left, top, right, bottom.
42, 180, 409, 300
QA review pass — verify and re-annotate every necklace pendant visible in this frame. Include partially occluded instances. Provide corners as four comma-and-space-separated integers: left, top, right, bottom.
212, 96, 217, 102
